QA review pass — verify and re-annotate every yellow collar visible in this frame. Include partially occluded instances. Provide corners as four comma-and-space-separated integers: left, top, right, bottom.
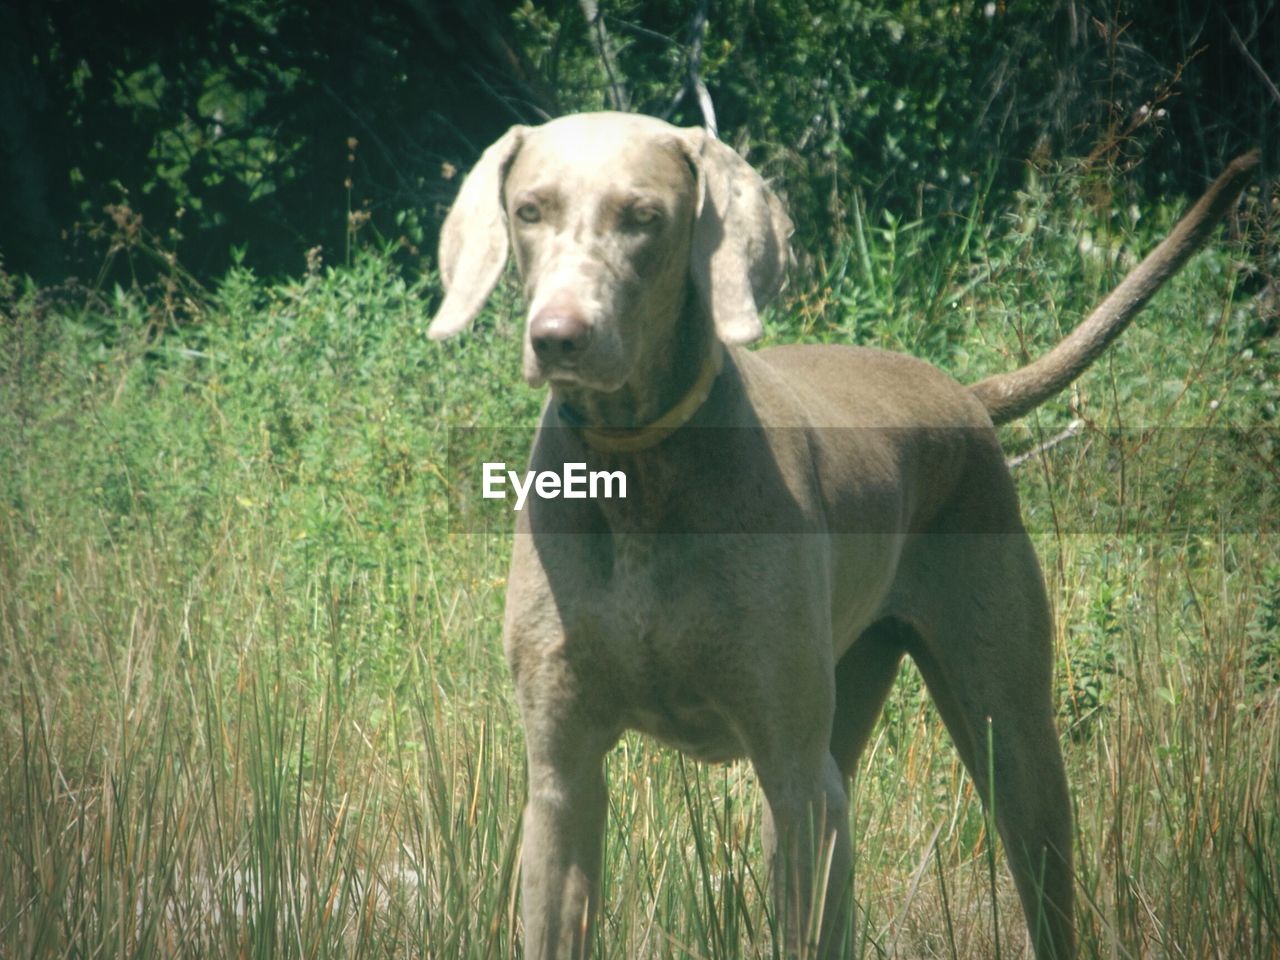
559, 345, 724, 453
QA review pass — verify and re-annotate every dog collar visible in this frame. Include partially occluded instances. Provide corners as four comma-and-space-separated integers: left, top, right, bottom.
558, 344, 724, 453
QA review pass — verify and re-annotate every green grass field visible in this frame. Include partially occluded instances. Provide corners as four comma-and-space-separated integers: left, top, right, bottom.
2, 167, 1277, 957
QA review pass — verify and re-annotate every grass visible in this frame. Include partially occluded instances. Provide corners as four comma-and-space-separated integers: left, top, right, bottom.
1, 159, 1277, 957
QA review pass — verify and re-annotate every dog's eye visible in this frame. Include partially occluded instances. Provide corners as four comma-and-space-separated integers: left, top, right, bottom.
515, 202, 541, 224
625, 204, 661, 228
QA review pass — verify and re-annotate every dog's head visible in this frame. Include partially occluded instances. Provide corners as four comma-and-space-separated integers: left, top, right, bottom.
428, 112, 792, 390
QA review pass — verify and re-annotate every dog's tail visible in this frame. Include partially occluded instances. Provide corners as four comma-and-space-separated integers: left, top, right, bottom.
970, 149, 1260, 425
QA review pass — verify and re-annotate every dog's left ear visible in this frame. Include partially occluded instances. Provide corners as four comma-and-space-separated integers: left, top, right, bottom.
428, 126, 527, 340
681, 130, 793, 345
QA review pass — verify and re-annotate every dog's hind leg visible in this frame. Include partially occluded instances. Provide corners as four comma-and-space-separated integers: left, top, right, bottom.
903, 532, 1075, 960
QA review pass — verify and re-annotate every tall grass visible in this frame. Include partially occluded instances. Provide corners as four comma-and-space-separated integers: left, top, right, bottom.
1, 160, 1277, 957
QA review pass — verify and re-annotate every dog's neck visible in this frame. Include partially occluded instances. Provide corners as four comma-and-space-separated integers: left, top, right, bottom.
553, 298, 720, 450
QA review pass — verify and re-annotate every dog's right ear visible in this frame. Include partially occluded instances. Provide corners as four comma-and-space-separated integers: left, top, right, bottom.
428, 126, 527, 340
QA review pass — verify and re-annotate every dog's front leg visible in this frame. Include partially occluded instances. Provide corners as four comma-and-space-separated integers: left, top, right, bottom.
516, 696, 614, 960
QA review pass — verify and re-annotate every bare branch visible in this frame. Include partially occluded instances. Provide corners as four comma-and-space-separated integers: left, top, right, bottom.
606, 18, 678, 47
1227, 18, 1280, 109
659, 82, 688, 122
442, 0, 560, 117
1006, 420, 1084, 470
688, 0, 717, 137
580, 0, 630, 112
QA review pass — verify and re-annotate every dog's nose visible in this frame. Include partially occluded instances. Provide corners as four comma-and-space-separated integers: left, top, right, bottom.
530, 309, 592, 362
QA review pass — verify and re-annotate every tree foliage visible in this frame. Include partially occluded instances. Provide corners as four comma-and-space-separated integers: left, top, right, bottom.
0, 0, 1273, 284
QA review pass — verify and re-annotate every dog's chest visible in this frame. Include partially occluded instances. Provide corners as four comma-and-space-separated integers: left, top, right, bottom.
511, 530, 817, 763
607, 550, 747, 761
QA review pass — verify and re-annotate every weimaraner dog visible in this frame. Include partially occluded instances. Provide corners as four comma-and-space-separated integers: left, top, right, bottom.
429, 111, 1257, 959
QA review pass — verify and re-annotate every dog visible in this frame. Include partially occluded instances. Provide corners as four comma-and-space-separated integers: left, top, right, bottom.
429, 111, 1257, 958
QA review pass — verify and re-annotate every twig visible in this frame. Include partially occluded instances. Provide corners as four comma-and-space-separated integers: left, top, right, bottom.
1227, 18, 1280, 109
580, 0, 630, 111
1006, 419, 1084, 469
688, 0, 717, 137
659, 82, 688, 122
606, 17, 678, 47
464, 63, 550, 125
452, 0, 560, 117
